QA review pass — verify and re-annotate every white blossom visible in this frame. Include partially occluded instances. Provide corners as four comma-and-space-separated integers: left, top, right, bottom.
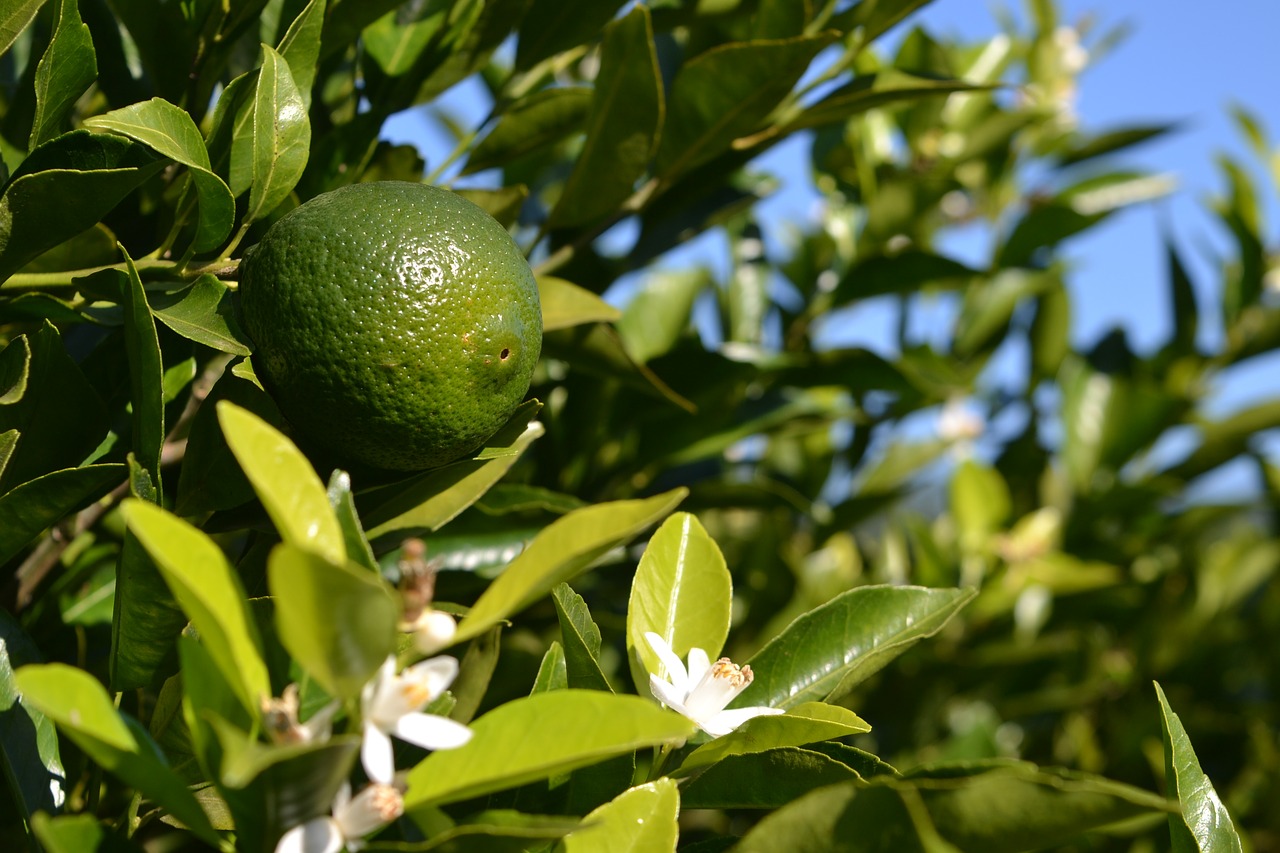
274, 782, 403, 853
644, 632, 783, 738
360, 655, 473, 784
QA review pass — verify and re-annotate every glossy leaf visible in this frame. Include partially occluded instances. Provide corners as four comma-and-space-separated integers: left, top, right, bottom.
110, 531, 186, 692
0, 463, 123, 566
152, 275, 253, 355
454, 488, 687, 643
242, 44, 310, 224
464, 87, 592, 175
404, 811, 580, 851
553, 584, 612, 692
736, 585, 976, 710
538, 276, 622, 332
119, 499, 270, 714
532, 642, 568, 694
0, 609, 65, 831
276, 0, 326, 108
326, 470, 379, 573
682, 747, 860, 810
551, 6, 662, 227
1155, 682, 1244, 852
119, 251, 165, 500
362, 2, 447, 76
29, 0, 97, 148
615, 270, 711, 364
677, 703, 871, 776
784, 70, 986, 135
626, 512, 732, 696
559, 779, 679, 853
655, 34, 835, 179
361, 404, 544, 539
85, 98, 236, 251
217, 401, 345, 564
404, 691, 695, 807
269, 544, 398, 701
0, 0, 44, 59
14, 664, 219, 845
0, 132, 163, 281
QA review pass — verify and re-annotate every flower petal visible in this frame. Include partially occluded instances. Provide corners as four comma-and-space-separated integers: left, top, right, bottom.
700, 706, 784, 738
649, 672, 690, 713
363, 656, 397, 714
361, 722, 396, 785
686, 647, 711, 686
644, 632, 688, 691
392, 712, 473, 751
274, 818, 343, 853
334, 783, 404, 839
403, 655, 459, 700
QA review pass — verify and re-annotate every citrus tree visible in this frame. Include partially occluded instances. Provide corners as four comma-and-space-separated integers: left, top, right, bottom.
0, 0, 1276, 851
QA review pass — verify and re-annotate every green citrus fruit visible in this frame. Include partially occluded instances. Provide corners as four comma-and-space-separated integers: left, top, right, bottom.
238, 181, 542, 470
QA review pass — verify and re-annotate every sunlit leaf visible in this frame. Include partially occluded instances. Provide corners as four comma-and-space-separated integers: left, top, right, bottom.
29, 0, 96, 148
559, 779, 679, 853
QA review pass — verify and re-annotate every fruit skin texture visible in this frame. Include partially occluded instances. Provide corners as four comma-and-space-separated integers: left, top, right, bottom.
239, 181, 542, 470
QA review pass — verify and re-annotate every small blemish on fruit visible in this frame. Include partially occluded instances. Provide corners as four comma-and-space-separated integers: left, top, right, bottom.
500, 348, 511, 360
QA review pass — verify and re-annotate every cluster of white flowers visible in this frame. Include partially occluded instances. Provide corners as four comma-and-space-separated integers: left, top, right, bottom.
271, 654, 471, 853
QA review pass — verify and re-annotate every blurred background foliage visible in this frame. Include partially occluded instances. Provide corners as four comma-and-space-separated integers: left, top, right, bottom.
0, 0, 1276, 849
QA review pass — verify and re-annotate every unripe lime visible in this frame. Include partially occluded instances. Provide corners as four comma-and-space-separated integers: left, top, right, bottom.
239, 181, 541, 470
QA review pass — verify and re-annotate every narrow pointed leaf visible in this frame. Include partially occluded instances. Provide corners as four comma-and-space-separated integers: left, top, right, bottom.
454, 488, 686, 643
268, 544, 398, 701
532, 642, 567, 694
217, 401, 345, 564
677, 703, 871, 776
514, 0, 626, 70
14, 664, 219, 845
560, 779, 679, 853
736, 585, 976, 710
242, 45, 310, 224
110, 531, 186, 692
1155, 682, 1244, 852
119, 251, 164, 500
464, 87, 592, 175
326, 470, 379, 572
276, 0, 326, 108
152, 275, 253, 356
783, 71, 986, 135
0, 0, 45, 59
404, 691, 695, 807
626, 512, 732, 695
553, 584, 611, 692
29, 0, 97, 148
655, 34, 835, 179
551, 6, 662, 227
119, 499, 270, 714
0, 463, 123, 566
85, 99, 236, 251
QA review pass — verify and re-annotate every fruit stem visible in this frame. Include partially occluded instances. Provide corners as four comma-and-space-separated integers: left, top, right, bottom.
1, 255, 240, 291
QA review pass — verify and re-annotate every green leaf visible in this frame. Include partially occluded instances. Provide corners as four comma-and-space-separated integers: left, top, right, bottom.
682, 747, 860, 809
615, 270, 711, 364
360, 403, 544, 539
676, 703, 871, 776
362, 1, 448, 77
736, 585, 976, 710
783, 70, 986, 135
514, 0, 625, 70
1164, 239, 1199, 355
559, 779, 679, 853
949, 460, 1011, 550
268, 544, 398, 701
532, 642, 567, 694
835, 0, 937, 44
1155, 682, 1244, 853
404, 690, 696, 807
110, 530, 186, 692
0, 609, 65, 834
85, 98, 236, 252
626, 512, 732, 696
240, 44, 310, 224
217, 400, 345, 565
29, 0, 97, 148
1056, 123, 1176, 167
119, 499, 270, 714
454, 488, 687, 643
0, 429, 16, 481
404, 810, 581, 851
31, 813, 139, 853
0, 131, 164, 282
835, 251, 979, 306
326, 470, 379, 572
276, 0, 326, 108
152, 275, 253, 355
14, 664, 219, 845
655, 34, 836, 179
464, 87, 593, 175
0, 0, 45, 59
538, 276, 622, 331
0, 463, 123, 566
551, 6, 662, 227
553, 584, 611, 692
118, 250, 165, 501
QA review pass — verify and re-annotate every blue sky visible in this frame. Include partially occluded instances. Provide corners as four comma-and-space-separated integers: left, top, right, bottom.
383, 1, 1279, 479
